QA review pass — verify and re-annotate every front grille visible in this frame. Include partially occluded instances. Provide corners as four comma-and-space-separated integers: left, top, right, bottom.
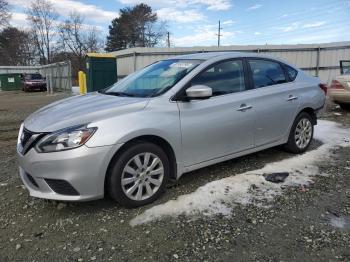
20, 128, 45, 154
21, 128, 33, 148
45, 179, 79, 196
26, 173, 39, 188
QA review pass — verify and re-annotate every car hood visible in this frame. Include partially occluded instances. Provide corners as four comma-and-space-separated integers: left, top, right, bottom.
24, 92, 149, 132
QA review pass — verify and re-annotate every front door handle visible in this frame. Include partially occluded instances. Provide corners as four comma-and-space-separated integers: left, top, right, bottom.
287, 95, 298, 101
237, 104, 253, 111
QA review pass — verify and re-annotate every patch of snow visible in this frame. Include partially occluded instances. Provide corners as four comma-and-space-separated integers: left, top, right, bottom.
329, 216, 350, 229
333, 112, 342, 116
130, 120, 350, 226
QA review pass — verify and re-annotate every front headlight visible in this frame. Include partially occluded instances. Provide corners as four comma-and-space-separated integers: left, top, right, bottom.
35, 124, 97, 153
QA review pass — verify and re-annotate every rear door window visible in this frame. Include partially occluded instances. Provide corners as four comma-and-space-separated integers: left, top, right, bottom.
248, 59, 287, 88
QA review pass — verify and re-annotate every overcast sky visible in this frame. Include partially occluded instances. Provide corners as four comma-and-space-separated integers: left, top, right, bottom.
9, 0, 350, 47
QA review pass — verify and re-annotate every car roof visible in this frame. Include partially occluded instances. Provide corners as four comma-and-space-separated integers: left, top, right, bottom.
170, 52, 240, 60
170, 51, 293, 67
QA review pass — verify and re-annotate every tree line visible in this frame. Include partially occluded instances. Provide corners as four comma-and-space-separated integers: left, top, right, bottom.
0, 0, 167, 78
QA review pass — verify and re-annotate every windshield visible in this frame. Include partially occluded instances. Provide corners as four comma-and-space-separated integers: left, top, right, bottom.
345, 68, 350, 75
26, 74, 43, 80
103, 59, 202, 97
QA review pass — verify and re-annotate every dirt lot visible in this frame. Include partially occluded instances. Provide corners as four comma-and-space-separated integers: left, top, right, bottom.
0, 91, 350, 262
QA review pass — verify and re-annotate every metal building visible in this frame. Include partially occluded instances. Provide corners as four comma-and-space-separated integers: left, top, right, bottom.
109, 41, 350, 84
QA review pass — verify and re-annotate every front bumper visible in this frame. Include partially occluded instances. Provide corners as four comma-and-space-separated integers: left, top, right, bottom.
17, 143, 120, 201
25, 84, 47, 91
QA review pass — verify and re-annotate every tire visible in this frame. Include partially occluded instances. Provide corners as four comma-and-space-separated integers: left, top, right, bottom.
107, 142, 169, 208
284, 112, 314, 154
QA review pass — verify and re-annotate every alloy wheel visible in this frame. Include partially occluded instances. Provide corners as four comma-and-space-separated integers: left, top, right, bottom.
294, 118, 312, 149
121, 152, 164, 201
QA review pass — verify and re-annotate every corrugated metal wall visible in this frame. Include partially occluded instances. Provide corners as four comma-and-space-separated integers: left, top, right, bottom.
109, 41, 350, 84
0, 61, 72, 91
39, 61, 72, 91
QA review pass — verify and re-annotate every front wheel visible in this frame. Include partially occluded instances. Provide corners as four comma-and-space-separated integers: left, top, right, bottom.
284, 112, 314, 154
107, 142, 169, 208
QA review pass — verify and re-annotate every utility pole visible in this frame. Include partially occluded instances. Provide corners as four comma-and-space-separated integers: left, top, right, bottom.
217, 20, 222, 47
167, 32, 170, 48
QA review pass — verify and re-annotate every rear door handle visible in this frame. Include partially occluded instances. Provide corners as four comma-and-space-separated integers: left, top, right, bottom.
237, 104, 253, 111
287, 95, 298, 101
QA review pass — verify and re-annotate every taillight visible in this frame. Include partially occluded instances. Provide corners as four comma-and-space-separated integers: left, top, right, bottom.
330, 80, 344, 89
319, 83, 328, 95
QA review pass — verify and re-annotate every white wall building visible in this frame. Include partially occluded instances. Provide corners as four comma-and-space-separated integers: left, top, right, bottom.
109, 41, 350, 84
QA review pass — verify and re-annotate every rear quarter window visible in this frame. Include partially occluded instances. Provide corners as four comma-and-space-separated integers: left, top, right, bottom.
285, 65, 298, 81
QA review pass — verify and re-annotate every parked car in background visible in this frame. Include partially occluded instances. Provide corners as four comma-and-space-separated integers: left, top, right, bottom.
329, 67, 350, 109
17, 52, 326, 207
22, 73, 47, 92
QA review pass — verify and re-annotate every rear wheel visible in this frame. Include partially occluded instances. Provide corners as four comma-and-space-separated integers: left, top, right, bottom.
284, 112, 314, 154
107, 142, 169, 208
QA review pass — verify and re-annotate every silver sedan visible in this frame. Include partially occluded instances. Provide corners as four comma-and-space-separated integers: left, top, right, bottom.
17, 52, 326, 207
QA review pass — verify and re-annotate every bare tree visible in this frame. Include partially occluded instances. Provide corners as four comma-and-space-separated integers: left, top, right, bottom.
85, 27, 104, 53
59, 12, 103, 70
26, 0, 58, 64
58, 12, 103, 81
0, 0, 11, 27
144, 20, 167, 47
59, 12, 85, 61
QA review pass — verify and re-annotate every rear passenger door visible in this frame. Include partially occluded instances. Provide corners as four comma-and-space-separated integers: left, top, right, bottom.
247, 59, 299, 147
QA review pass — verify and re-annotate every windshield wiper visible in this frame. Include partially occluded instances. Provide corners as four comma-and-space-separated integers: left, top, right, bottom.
104, 91, 135, 97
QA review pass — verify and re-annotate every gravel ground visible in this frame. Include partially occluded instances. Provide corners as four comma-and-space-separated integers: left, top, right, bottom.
0, 91, 349, 262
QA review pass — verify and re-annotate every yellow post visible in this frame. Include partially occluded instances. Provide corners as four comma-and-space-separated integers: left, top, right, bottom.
78, 71, 85, 94
82, 72, 87, 94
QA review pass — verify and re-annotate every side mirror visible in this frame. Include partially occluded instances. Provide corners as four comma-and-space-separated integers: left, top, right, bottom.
185, 85, 212, 100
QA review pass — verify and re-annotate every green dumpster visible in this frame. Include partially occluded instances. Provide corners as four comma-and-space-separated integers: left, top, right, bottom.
86, 53, 117, 93
0, 73, 22, 91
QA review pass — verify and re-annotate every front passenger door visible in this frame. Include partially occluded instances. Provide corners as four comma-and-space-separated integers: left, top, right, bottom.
177, 59, 255, 167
